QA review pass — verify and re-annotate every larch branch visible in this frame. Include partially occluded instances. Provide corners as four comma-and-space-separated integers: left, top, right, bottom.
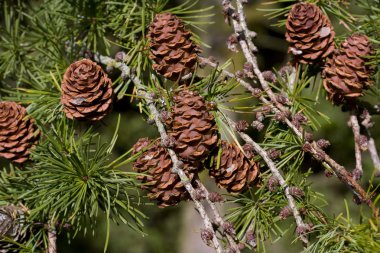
196, 180, 241, 253
362, 125, 380, 175
94, 54, 224, 253
367, 135, 380, 175
349, 114, 363, 180
47, 225, 57, 253
220, 0, 376, 211
223, 115, 309, 245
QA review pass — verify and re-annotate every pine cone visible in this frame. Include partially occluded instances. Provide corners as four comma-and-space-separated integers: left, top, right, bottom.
285, 3, 335, 64
168, 89, 219, 163
132, 138, 197, 208
0, 205, 26, 253
322, 34, 374, 104
208, 141, 260, 193
148, 13, 199, 81
61, 59, 113, 121
0, 102, 40, 164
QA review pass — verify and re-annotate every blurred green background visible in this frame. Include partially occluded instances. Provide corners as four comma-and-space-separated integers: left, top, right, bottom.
1, 0, 378, 252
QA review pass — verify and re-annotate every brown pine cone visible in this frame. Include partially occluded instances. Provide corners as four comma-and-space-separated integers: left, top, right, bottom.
148, 13, 200, 81
0, 205, 24, 240
61, 59, 113, 121
132, 138, 197, 208
322, 34, 374, 104
208, 141, 260, 193
285, 3, 335, 64
168, 89, 219, 164
0, 102, 40, 164
0, 205, 27, 253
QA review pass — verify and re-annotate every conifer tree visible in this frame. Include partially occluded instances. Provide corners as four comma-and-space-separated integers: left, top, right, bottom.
0, 0, 379, 252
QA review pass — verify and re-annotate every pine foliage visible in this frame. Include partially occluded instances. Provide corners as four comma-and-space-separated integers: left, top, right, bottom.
0, 0, 379, 252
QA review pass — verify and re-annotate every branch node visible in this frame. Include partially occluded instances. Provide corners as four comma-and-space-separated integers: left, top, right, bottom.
245, 230, 257, 248
235, 120, 249, 132
161, 136, 175, 148
208, 192, 224, 203
267, 149, 281, 160
251, 88, 262, 97
223, 221, 236, 236
316, 139, 331, 150
251, 120, 264, 131
268, 176, 279, 192
288, 187, 305, 198
201, 228, 215, 245
279, 206, 293, 220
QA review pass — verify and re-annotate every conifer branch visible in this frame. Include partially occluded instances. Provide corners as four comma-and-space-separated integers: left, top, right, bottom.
144, 98, 223, 253
220, 0, 376, 211
222, 115, 309, 246
366, 132, 380, 175
196, 180, 241, 253
199, 56, 302, 137
222, 0, 285, 111
360, 112, 380, 175
308, 142, 379, 216
146, 99, 224, 253
46, 225, 57, 253
234, 0, 257, 53
349, 114, 363, 180
202, 54, 379, 216
94, 54, 230, 253
3, 1, 380, 251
